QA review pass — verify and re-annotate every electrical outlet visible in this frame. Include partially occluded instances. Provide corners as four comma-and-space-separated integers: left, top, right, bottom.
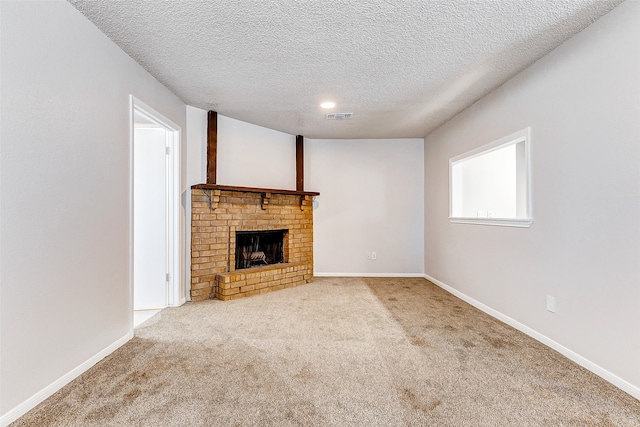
371, 252, 377, 260
547, 295, 556, 313
366, 252, 371, 260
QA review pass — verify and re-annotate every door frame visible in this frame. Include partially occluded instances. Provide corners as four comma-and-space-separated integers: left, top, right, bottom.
129, 96, 182, 331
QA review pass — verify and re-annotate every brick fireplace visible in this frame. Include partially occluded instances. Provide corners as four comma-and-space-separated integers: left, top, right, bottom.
190, 184, 319, 301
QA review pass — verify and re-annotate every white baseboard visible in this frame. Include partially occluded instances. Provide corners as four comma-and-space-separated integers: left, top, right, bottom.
423, 273, 640, 401
314, 272, 425, 278
1, 332, 133, 427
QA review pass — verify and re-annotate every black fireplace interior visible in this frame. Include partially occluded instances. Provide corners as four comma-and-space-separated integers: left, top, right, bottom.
235, 229, 287, 270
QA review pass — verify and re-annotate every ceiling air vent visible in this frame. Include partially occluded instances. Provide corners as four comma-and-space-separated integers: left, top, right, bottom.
326, 113, 353, 120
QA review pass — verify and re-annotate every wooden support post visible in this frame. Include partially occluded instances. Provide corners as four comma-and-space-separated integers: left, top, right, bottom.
296, 135, 304, 192
207, 111, 218, 184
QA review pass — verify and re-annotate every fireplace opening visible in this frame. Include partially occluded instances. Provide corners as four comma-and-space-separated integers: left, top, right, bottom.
235, 229, 288, 270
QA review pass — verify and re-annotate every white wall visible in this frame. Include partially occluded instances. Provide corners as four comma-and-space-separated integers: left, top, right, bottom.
217, 115, 297, 190
186, 109, 297, 189
307, 139, 424, 276
423, 0, 640, 397
0, 1, 187, 422
186, 107, 208, 187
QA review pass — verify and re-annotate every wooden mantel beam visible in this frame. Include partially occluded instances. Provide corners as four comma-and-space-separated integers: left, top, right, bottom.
207, 111, 218, 185
296, 135, 304, 192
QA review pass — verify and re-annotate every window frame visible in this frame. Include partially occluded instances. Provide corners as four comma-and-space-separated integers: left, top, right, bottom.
449, 127, 533, 228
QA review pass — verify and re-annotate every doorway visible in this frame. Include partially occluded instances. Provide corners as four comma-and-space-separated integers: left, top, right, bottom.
130, 96, 181, 329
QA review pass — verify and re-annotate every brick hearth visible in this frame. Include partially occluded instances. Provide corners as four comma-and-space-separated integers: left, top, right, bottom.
190, 185, 318, 301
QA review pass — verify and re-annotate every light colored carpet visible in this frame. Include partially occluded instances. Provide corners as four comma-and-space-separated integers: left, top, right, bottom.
12, 277, 640, 426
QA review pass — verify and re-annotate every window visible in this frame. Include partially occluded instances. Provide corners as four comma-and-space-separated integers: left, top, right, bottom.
450, 128, 532, 227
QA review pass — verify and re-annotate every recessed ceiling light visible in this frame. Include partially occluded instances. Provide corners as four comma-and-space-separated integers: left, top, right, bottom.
320, 102, 336, 109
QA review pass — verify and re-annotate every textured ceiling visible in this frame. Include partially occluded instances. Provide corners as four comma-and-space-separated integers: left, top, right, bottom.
69, 0, 622, 139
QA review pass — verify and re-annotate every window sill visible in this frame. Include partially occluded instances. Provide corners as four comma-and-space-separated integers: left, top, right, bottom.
449, 217, 533, 228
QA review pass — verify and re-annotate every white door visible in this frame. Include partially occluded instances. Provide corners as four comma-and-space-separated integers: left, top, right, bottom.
133, 125, 168, 309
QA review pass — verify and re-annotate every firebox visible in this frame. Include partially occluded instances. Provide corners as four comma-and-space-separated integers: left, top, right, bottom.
235, 229, 288, 270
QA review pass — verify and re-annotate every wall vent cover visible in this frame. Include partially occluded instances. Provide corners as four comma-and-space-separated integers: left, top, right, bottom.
325, 113, 353, 120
